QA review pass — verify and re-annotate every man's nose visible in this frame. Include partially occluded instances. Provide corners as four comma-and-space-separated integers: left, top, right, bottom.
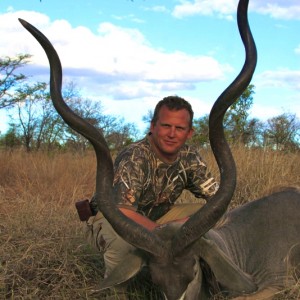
167, 127, 176, 137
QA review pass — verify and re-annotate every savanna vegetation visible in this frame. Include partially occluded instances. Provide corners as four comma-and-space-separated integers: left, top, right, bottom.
0, 146, 299, 299
0, 54, 300, 299
1, 55, 300, 153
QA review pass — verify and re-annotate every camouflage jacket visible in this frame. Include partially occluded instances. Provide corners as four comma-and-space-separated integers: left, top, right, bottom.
110, 136, 218, 221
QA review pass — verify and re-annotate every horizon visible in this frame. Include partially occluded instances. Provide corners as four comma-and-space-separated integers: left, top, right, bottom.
0, 0, 299, 134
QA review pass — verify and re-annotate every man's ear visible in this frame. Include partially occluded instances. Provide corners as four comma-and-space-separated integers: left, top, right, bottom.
187, 127, 194, 139
150, 121, 155, 133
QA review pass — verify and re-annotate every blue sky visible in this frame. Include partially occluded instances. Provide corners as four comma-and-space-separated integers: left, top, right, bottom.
0, 0, 300, 134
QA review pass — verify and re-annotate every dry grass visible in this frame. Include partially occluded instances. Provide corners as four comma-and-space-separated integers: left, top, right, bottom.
0, 147, 299, 299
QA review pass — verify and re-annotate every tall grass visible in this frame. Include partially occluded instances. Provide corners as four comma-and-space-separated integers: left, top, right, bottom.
0, 147, 299, 299
205, 146, 300, 207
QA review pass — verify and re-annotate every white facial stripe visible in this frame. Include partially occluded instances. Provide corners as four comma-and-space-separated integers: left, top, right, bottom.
163, 291, 187, 300
163, 257, 201, 300
178, 290, 187, 300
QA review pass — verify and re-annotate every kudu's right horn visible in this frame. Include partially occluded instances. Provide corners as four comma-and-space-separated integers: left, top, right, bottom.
171, 0, 257, 256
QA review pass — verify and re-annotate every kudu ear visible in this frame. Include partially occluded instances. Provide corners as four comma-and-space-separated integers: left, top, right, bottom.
98, 251, 145, 290
194, 237, 257, 295
183, 257, 202, 299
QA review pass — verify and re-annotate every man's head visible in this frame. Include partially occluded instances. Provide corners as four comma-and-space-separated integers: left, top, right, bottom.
151, 96, 194, 128
149, 96, 194, 163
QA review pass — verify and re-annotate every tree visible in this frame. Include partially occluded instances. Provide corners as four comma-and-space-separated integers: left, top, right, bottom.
6, 81, 65, 152
142, 109, 153, 134
61, 82, 139, 152
190, 85, 257, 148
34, 90, 66, 151
65, 97, 106, 151
264, 113, 300, 151
191, 114, 210, 147
60, 82, 106, 151
243, 117, 265, 147
105, 120, 139, 153
0, 125, 22, 149
10, 82, 50, 151
224, 84, 255, 144
0, 54, 31, 109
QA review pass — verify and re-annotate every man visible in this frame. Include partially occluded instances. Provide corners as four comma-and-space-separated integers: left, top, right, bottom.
86, 95, 218, 298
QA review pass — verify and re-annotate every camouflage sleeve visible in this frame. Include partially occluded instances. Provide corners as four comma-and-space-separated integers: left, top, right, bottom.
113, 147, 146, 208
185, 149, 219, 200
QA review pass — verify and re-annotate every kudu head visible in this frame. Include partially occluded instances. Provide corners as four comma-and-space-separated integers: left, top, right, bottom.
19, 0, 256, 298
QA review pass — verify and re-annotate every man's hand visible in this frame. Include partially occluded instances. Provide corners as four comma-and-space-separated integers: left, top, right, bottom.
119, 207, 158, 231
119, 207, 190, 231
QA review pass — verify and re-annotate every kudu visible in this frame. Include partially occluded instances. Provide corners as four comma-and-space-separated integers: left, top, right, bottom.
19, 0, 300, 299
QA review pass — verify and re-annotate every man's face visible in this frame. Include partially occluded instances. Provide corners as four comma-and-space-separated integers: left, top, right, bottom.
150, 105, 194, 163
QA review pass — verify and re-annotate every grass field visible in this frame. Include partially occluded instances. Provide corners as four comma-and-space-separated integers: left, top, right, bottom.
0, 147, 299, 299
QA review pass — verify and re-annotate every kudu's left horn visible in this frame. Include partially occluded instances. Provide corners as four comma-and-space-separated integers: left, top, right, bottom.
18, 18, 168, 258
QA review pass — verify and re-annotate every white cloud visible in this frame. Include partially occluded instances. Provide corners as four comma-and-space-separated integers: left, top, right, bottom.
252, 2, 300, 20
144, 6, 169, 13
252, 69, 300, 120
250, 103, 284, 121
251, 94, 300, 121
172, 0, 300, 20
0, 11, 50, 61
256, 69, 300, 91
111, 14, 145, 24
295, 45, 300, 55
0, 10, 227, 101
172, 0, 236, 19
